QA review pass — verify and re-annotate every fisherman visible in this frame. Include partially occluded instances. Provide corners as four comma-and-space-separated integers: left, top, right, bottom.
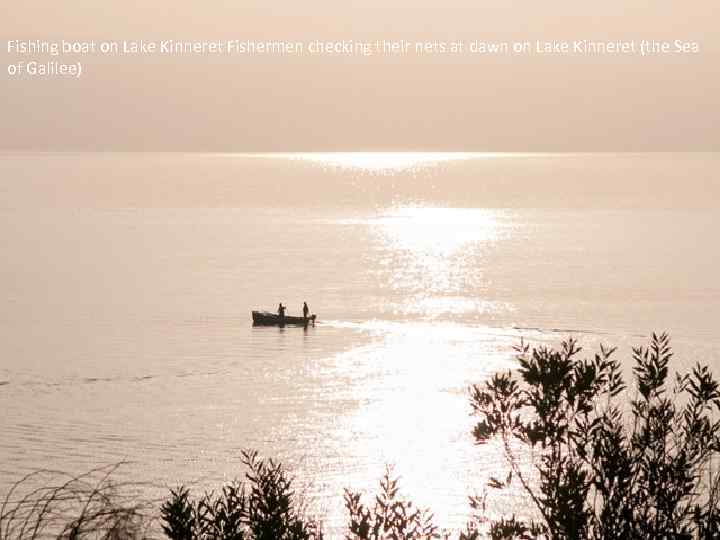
278, 303, 286, 318
302, 302, 309, 319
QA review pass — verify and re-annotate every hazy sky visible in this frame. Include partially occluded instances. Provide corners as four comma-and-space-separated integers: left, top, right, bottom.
2, 1, 718, 151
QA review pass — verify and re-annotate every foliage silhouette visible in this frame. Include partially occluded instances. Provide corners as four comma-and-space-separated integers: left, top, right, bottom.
0, 463, 153, 540
470, 333, 720, 539
343, 466, 437, 540
161, 450, 321, 540
160, 486, 195, 540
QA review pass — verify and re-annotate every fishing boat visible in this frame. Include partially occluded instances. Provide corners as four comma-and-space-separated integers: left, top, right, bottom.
251, 311, 316, 327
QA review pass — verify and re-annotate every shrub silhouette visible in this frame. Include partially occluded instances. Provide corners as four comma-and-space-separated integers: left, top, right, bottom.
161, 450, 321, 540
343, 466, 437, 540
470, 333, 720, 539
0, 464, 153, 540
160, 486, 196, 540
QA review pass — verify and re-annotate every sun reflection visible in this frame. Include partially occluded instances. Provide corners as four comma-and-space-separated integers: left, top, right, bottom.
288, 152, 477, 172
364, 207, 506, 315
320, 322, 529, 532
370, 206, 501, 255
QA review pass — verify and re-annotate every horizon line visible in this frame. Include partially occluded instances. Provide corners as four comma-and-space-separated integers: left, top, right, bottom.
1, 150, 717, 156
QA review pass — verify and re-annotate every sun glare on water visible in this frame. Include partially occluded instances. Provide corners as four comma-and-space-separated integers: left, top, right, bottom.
346, 206, 508, 318
370, 206, 501, 254
285, 152, 478, 172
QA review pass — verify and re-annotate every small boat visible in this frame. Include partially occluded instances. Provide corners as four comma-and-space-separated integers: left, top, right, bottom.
252, 311, 316, 327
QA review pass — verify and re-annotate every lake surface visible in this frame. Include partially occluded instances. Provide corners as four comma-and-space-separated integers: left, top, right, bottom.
1, 152, 719, 534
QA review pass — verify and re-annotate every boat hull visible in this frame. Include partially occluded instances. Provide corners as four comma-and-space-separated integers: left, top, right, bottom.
252, 311, 316, 326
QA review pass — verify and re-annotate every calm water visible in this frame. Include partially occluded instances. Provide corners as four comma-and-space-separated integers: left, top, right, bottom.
1, 152, 719, 534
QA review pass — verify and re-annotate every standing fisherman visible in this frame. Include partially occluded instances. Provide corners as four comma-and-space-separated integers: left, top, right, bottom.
278, 303, 286, 318
302, 302, 309, 319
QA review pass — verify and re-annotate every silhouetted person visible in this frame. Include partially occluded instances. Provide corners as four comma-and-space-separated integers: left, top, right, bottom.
278, 303, 286, 318
303, 302, 309, 319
